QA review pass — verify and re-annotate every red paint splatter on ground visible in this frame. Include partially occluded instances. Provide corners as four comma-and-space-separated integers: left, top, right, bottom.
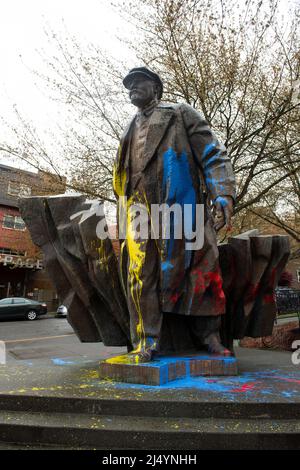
272, 376, 300, 385
231, 382, 257, 393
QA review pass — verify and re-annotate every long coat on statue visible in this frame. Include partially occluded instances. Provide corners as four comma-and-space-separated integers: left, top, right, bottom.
113, 102, 236, 323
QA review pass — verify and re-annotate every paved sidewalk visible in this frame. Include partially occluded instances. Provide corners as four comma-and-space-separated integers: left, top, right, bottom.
0, 346, 299, 403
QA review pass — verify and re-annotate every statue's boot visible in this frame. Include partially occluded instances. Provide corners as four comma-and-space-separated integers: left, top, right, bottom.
105, 347, 154, 365
107, 337, 157, 364
127, 348, 154, 363
204, 332, 232, 356
109, 348, 153, 364
128, 336, 158, 363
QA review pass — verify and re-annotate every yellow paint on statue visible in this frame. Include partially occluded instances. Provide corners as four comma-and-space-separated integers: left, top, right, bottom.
105, 353, 141, 365
113, 155, 150, 354
119, 240, 128, 298
96, 240, 109, 272
113, 147, 126, 196
126, 194, 147, 352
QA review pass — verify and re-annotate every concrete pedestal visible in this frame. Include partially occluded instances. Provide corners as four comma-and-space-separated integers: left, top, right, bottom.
99, 352, 238, 386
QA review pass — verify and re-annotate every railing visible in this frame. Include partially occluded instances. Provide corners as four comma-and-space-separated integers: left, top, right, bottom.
275, 288, 300, 325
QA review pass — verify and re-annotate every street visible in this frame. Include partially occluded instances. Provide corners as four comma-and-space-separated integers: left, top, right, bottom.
0, 316, 126, 365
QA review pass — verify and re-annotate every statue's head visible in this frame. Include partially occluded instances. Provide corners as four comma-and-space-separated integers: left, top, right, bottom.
123, 67, 163, 108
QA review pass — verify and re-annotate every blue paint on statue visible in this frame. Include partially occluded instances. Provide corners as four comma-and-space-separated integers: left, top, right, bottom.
203, 142, 218, 159
202, 142, 227, 194
162, 147, 197, 277
215, 196, 229, 207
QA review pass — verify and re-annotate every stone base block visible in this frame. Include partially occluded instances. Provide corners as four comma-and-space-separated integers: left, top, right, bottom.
99, 352, 238, 386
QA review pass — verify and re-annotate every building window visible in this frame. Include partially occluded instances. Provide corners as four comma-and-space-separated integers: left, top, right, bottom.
2, 214, 26, 231
7, 181, 31, 197
14, 216, 26, 230
0, 247, 26, 257
2, 215, 14, 229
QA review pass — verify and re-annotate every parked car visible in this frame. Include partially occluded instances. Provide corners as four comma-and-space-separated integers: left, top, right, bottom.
56, 305, 67, 318
0, 297, 47, 321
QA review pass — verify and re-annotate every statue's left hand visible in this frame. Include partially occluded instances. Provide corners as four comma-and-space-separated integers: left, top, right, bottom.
213, 196, 234, 232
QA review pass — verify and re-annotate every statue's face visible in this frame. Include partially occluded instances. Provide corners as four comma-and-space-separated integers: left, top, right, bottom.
129, 76, 157, 108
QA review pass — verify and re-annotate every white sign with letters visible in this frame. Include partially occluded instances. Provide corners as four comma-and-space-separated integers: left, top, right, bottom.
0, 255, 43, 269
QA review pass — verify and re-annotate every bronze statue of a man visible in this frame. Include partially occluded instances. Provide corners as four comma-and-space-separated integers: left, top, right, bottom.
113, 67, 236, 363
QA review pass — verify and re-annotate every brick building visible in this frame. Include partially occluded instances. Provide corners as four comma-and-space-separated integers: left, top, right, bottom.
0, 163, 66, 309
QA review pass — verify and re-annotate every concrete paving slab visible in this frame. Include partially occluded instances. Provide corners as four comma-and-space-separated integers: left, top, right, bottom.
0, 347, 299, 403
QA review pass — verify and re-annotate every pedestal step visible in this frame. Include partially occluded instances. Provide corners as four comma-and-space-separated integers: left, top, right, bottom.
0, 409, 299, 450
0, 393, 299, 449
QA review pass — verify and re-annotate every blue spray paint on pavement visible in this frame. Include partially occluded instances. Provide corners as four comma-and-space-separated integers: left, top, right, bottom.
52, 358, 76, 365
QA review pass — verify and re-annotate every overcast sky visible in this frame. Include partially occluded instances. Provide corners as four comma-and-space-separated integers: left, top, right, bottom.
0, 0, 298, 170
0, 0, 136, 168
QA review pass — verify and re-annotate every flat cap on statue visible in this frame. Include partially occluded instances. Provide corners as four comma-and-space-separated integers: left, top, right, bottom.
123, 67, 163, 99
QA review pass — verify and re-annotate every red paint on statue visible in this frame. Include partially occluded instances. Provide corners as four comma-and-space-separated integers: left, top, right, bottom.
170, 293, 180, 304
192, 269, 205, 294
262, 267, 277, 304
270, 267, 277, 286
192, 269, 225, 310
245, 283, 260, 302
205, 271, 226, 310
263, 293, 275, 304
